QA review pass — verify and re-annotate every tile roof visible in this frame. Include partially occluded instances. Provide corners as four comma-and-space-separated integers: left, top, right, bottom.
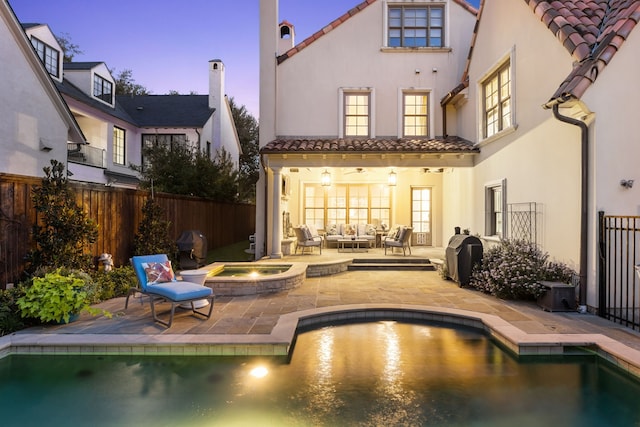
525, 0, 640, 101
118, 95, 214, 128
276, 0, 478, 64
260, 136, 479, 154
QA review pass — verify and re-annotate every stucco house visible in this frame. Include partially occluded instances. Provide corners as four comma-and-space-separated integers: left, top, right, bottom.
258, 0, 479, 259
0, 3, 84, 178
19, 21, 241, 188
258, 0, 640, 315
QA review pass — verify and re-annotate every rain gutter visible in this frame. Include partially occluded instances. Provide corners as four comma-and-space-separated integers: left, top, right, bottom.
544, 95, 588, 308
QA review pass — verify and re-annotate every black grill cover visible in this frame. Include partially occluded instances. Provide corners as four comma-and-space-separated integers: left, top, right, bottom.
445, 234, 483, 286
176, 230, 207, 269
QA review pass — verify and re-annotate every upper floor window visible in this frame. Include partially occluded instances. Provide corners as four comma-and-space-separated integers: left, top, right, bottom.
344, 93, 370, 137
388, 5, 444, 48
403, 93, 429, 137
113, 127, 125, 165
482, 61, 511, 139
30, 36, 59, 77
93, 73, 113, 104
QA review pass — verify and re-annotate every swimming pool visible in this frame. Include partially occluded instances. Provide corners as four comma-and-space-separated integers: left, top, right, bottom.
2, 321, 639, 426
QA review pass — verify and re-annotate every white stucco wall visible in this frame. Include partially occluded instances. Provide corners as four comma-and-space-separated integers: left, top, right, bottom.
275, 1, 476, 139
455, 0, 582, 267
0, 8, 69, 177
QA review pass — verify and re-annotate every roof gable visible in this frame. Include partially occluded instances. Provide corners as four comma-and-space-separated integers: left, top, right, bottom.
277, 0, 479, 64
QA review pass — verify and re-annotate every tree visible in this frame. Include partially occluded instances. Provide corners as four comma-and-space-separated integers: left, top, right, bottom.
133, 198, 176, 259
229, 97, 259, 203
131, 142, 240, 202
27, 160, 98, 271
112, 69, 150, 95
55, 32, 82, 62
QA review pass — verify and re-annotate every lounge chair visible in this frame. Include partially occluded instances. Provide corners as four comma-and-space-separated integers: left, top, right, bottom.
383, 226, 413, 256
293, 226, 322, 254
126, 254, 215, 327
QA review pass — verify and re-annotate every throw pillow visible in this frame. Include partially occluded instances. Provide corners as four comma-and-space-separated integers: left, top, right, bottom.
142, 261, 175, 285
387, 226, 398, 238
302, 225, 313, 240
366, 225, 376, 236
357, 224, 367, 236
327, 224, 338, 236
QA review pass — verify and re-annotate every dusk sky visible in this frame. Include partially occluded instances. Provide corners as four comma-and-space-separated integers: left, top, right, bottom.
9, 0, 481, 119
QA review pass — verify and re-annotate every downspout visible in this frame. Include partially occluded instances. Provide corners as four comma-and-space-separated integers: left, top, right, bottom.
550, 101, 588, 308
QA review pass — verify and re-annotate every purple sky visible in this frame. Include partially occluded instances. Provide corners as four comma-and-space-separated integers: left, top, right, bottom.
9, 0, 481, 119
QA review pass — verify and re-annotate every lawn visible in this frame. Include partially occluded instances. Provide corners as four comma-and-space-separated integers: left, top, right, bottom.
205, 240, 253, 263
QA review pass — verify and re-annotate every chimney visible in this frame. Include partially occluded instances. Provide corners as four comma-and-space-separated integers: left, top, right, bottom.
278, 20, 295, 55
208, 59, 224, 111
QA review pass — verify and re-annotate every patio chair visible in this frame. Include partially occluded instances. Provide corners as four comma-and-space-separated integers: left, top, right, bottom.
383, 226, 413, 256
126, 254, 215, 328
293, 227, 322, 254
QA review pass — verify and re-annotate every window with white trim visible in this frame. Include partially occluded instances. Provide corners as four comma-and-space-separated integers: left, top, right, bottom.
403, 93, 429, 137
113, 126, 125, 165
31, 36, 59, 77
388, 5, 443, 48
485, 180, 506, 237
482, 61, 511, 139
93, 73, 113, 104
344, 93, 370, 137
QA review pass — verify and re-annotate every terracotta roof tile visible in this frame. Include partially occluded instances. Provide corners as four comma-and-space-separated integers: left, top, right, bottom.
260, 137, 479, 155
527, 0, 640, 102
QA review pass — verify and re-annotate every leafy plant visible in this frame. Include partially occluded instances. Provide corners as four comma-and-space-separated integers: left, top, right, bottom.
469, 239, 575, 300
17, 269, 110, 324
91, 266, 137, 300
27, 160, 98, 272
0, 287, 27, 336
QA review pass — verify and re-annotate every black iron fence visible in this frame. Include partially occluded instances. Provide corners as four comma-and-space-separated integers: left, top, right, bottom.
598, 212, 640, 331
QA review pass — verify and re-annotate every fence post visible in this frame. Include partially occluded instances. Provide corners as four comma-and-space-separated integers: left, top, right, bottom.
598, 210, 606, 317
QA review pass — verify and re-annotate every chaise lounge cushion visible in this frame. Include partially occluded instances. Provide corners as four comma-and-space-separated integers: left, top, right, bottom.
145, 281, 213, 301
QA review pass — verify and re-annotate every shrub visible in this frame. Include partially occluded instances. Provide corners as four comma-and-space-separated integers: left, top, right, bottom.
0, 287, 28, 336
469, 239, 575, 300
91, 266, 137, 300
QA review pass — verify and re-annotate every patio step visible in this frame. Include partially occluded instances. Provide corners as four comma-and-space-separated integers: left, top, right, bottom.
348, 258, 436, 271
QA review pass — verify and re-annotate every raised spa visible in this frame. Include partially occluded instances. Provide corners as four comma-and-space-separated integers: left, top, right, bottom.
198, 262, 306, 296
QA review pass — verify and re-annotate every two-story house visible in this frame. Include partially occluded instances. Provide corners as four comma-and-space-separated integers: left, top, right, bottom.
20, 23, 241, 188
0, 6, 84, 178
258, 0, 478, 259
258, 0, 640, 317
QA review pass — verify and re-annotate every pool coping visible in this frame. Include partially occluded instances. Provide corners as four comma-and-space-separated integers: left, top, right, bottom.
2, 304, 640, 379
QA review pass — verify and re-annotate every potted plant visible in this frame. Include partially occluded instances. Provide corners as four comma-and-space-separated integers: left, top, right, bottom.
17, 269, 109, 324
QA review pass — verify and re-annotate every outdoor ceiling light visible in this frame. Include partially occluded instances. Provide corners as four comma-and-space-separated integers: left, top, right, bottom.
321, 169, 331, 186
388, 170, 397, 186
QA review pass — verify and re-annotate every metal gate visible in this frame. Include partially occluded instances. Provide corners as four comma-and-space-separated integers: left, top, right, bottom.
598, 212, 640, 331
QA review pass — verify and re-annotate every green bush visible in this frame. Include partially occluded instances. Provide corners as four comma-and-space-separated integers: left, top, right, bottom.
0, 287, 28, 336
91, 266, 137, 300
469, 239, 575, 300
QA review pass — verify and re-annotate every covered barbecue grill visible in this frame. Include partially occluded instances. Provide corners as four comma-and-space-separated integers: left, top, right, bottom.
445, 234, 483, 286
176, 230, 207, 269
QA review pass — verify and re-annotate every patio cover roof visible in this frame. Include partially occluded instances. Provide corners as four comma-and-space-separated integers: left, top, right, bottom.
260, 136, 479, 168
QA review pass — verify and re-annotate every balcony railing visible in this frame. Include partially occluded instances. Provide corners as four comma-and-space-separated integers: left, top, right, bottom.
67, 143, 105, 168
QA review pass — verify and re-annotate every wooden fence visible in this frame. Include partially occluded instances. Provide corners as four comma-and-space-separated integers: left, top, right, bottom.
0, 173, 256, 288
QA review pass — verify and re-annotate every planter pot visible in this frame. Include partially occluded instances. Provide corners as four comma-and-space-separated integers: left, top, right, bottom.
537, 281, 577, 312
56, 313, 80, 324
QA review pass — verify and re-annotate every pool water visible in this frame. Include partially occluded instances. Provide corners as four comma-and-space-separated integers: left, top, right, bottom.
212, 264, 291, 277
2, 321, 640, 426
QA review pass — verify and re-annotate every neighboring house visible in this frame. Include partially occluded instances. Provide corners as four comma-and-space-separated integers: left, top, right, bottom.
0, 6, 84, 178
259, 0, 640, 314
258, 0, 479, 259
21, 22, 241, 188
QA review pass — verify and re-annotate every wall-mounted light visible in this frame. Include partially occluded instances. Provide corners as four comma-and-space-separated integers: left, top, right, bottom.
321, 169, 331, 186
388, 170, 397, 186
621, 179, 634, 189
